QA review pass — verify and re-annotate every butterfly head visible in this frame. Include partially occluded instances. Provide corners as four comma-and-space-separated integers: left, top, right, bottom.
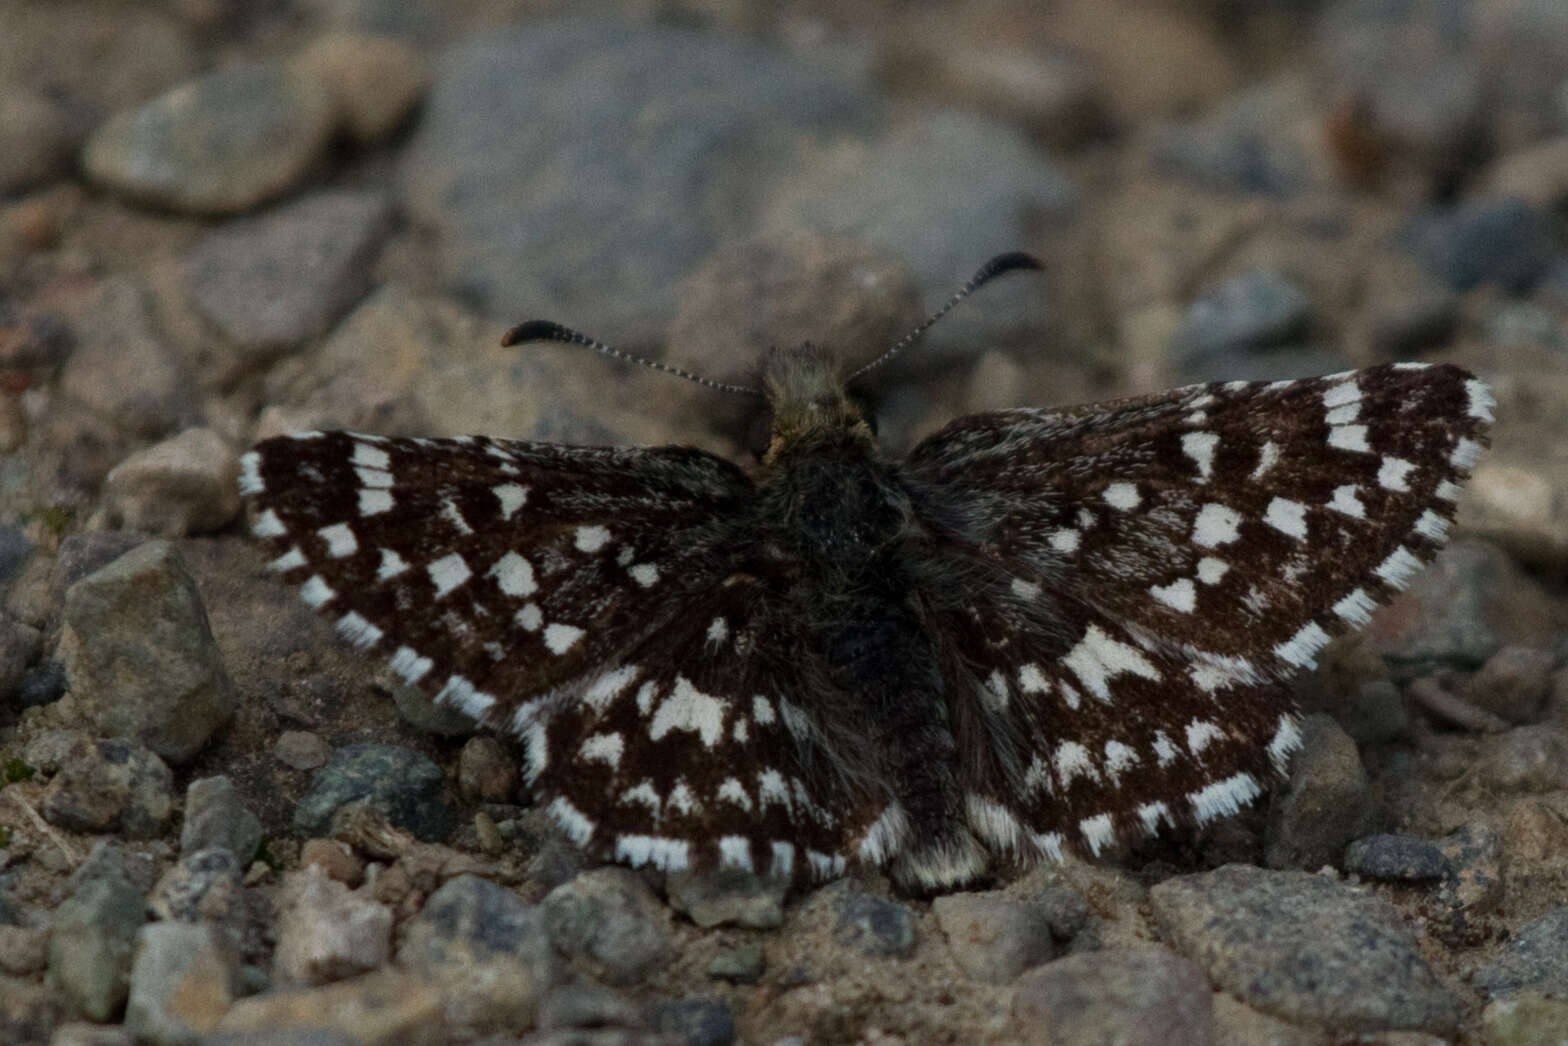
761, 343, 874, 464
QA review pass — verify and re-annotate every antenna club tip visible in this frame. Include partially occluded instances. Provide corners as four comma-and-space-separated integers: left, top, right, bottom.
501, 320, 568, 347
980, 252, 1044, 279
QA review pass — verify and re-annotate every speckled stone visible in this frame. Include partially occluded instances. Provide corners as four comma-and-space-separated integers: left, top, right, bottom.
82, 63, 336, 215
1151, 864, 1458, 1035
57, 541, 235, 763
293, 743, 453, 841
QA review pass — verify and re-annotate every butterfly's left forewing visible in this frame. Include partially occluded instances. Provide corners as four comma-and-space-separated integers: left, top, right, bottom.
243, 431, 865, 879
902, 363, 1491, 860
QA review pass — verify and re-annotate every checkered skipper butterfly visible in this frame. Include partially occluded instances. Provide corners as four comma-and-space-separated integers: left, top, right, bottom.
241, 253, 1491, 889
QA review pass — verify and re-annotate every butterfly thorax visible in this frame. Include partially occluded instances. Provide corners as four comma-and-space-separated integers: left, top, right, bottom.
754, 344, 911, 577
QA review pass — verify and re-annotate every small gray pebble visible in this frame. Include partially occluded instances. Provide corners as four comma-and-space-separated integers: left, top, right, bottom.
832, 890, 917, 959
706, 941, 765, 983
1344, 834, 1453, 881
649, 995, 735, 1046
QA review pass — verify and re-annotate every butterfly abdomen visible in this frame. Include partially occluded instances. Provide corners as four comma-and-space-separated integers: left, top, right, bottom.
758, 434, 985, 887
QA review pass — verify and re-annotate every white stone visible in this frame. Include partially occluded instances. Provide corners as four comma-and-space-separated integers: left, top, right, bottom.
273, 865, 391, 986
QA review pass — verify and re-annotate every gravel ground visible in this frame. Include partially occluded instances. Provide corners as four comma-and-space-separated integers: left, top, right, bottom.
2, 1, 1568, 1044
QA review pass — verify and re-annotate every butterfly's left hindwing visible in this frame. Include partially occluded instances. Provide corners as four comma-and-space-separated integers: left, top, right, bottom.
902, 363, 1491, 861
520, 577, 864, 881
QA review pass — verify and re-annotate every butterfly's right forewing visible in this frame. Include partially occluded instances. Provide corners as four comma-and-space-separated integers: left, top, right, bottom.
902, 363, 1490, 861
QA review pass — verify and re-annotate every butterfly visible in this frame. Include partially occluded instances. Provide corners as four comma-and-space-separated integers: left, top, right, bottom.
241, 253, 1491, 889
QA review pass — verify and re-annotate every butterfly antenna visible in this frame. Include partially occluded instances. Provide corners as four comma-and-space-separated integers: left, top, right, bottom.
503, 320, 761, 396
846, 251, 1044, 384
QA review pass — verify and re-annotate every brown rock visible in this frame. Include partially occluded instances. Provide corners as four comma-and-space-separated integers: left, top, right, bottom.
293, 33, 430, 144
216, 968, 447, 1045
104, 428, 242, 537
457, 736, 516, 803
273, 865, 393, 986
1013, 947, 1213, 1046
